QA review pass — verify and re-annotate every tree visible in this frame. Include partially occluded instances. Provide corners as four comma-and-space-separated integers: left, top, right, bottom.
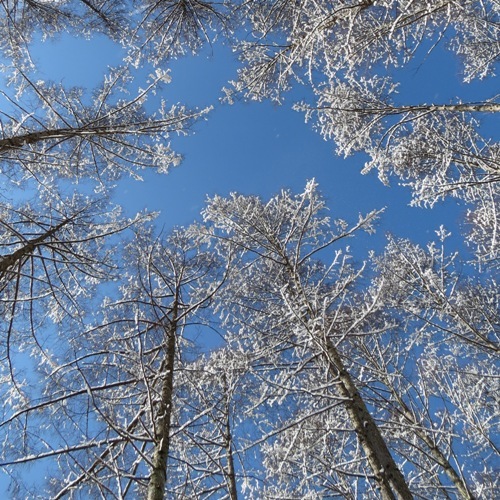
202, 181, 415, 498
226, 1, 499, 99
0, 189, 154, 390
169, 347, 252, 499
202, 181, 498, 499
375, 233, 499, 354
1, 1, 498, 497
0, 0, 125, 66
224, 0, 500, 267
0, 36, 211, 398
0, 225, 229, 498
0, 68, 209, 188
129, 0, 229, 65
364, 232, 499, 497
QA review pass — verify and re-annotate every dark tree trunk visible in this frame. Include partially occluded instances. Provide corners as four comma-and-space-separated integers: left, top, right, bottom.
0, 218, 70, 274
146, 304, 178, 500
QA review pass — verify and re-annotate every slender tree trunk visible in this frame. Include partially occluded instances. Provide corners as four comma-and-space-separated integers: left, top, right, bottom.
283, 259, 412, 499
0, 113, 196, 153
283, 258, 412, 498
323, 339, 413, 500
221, 374, 238, 500
316, 102, 500, 116
0, 124, 145, 153
0, 127, 105, 152
147, 304, 178, 500
415, 428, 475, 500
382, 102, 500, 114
225, 435, 238, 500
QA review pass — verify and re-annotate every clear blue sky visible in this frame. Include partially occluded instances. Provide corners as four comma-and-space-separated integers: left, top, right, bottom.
28, 33, 490, 258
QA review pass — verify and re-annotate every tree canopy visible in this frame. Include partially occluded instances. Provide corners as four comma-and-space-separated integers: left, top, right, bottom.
0, 1, 498, 498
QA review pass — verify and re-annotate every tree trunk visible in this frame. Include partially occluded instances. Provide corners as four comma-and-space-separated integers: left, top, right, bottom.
324, 339, 413, 500
415, 427, 475, 500
0, 127, 104, 152
146, 305, 178, 500
284, 261, 412, 499
394, 394, 475, 500
224, 413, 238, 500
222, 374, 238, 500
317, 101, 500, 116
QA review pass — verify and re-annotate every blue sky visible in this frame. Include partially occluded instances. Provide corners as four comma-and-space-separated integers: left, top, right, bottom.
28, 34, 482, 257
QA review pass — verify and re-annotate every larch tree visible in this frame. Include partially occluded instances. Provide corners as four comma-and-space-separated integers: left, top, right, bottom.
0, 190, 154, 396
0, 0, 126, 69
168, 347, 253, 499
0, 68, 209, 188
128, 0, 229, 66
365, 233, 499, 497
202, 181, 414, 498
0, 225, 230, 498
202, 181, 498, 499
0, 11, 211, 404
0, 0, 498, 498
224, 0, 500, 268
1, 180, 497, 498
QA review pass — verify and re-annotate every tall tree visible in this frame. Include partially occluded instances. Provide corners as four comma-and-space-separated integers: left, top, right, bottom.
203, 181, 414, 498
169, 347, 252, 499
0, 68, 209, 188
224, 0, 500, 267
203, 182, 498, 498
0, 0, 127, 93
129, 0, 229, 65
365, 233, 499, 497
0, 190, 153, 384
0, 225, 229, 498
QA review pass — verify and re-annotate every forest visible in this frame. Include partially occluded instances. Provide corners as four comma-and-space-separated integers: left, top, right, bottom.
0, 1, 498, 499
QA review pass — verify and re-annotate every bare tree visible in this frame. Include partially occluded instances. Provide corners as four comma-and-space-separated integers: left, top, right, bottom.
364, 233, 499, 498
129, 0, 229, 65
0, 68, 210, 189
0, 190, 155, 387
203, 181, 415, 499
0, 225, 230, 498
226, 1, 499, 99
168, 347, 252, 499
0, 0, 126, 65
202, 181, 499, 499
375, 233, 499, 354
223, 0, 500, 267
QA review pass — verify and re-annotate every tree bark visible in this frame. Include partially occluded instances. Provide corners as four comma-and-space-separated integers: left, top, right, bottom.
317, 101, 500, 116
222, 374, 238, 500
392, 392, 476, 500
0, 114, 196, 154
323, 339, 413, 500
284, 260, 412, 499
224, 411, 238, 500
0, 127, 100, 152
414, 427, 475, 500
146, 304, 178, 500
